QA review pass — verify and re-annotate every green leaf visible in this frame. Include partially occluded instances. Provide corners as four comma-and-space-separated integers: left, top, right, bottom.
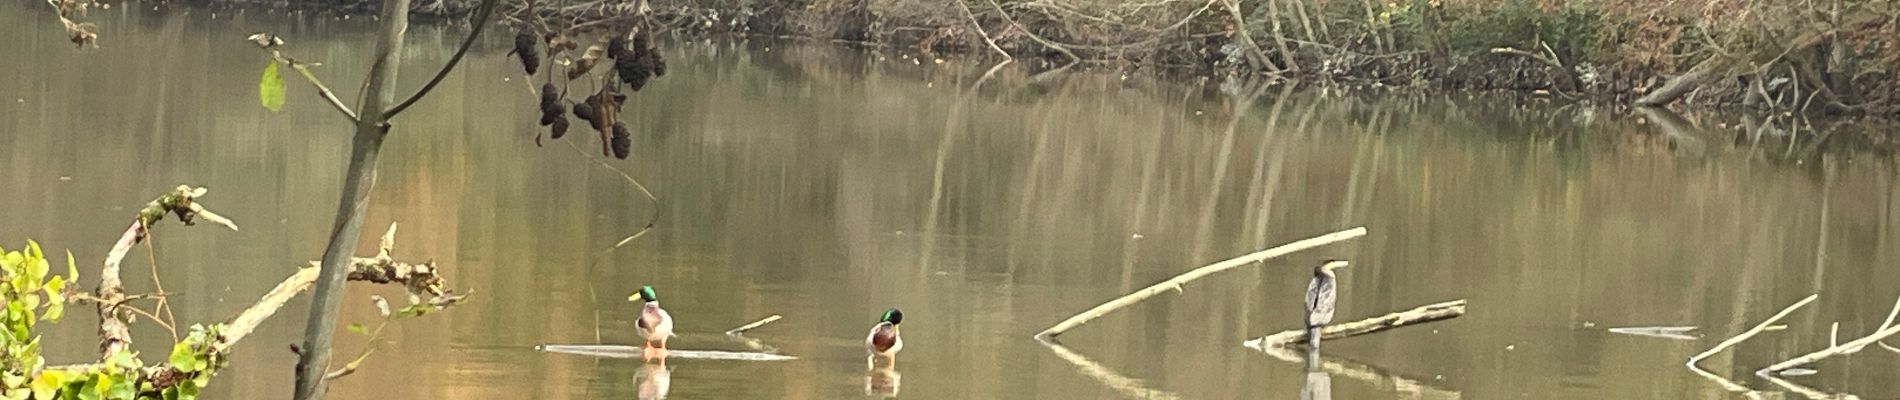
106, 348, 138, 369
65, 250, 78, 283
345, 323, 368, 336
259, 62, 286, 113
78, 374, 105, 400
105, 373, 136, 400
31, 370, 75, 400
169, 342, 199, 372
43, 276, 64, 322
2, 251, 22, 270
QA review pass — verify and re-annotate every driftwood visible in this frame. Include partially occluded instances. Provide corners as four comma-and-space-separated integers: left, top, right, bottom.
1758, 299, 1900, 375
1243, 300, 1466, 349
1036, 227, 1368, 340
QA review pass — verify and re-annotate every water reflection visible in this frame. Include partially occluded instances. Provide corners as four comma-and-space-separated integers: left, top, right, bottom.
1264, 345, 1460, 399
635, 362, 670, 400
1300, 370, 1332, 400
864, 363, 900, 398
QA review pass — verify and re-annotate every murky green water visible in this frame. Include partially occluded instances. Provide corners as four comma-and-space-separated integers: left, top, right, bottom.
5, 4, 1900, 399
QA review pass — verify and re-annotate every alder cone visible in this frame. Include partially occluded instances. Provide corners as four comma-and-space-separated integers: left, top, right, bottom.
550, 117, 570, 139
610, 122, 632, 159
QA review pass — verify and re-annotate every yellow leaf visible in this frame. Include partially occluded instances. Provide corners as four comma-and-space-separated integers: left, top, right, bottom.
259, 62, 286, 113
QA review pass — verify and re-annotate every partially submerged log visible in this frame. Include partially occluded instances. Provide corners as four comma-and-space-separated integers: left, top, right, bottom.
1036, 227, 1368, 340
1634, 57, 1739, 106
1243, 299, 1466, 349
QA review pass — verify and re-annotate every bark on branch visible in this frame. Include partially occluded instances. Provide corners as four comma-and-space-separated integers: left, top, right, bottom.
97, 186, 239, 358
1242, 299, 1466, 349
62, 222, 461, 395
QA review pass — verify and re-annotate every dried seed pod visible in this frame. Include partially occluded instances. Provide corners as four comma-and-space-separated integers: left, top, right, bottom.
610, 122, 632, 159
646, 51, 666, 77
572, 101, 598, 127
510, 32, 540, 75
539, 82, 559, 110
550, 117, 570, 139
539, 103, 565, 126
607, 35, 632, 60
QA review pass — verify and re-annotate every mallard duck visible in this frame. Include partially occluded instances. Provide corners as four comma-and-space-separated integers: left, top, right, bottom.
866, 308, 904, 364
629, 286, 675, 353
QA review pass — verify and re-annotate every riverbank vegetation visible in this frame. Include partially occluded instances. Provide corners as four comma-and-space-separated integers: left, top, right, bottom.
438, 0, 1899, 115
39, 0, 1900, 113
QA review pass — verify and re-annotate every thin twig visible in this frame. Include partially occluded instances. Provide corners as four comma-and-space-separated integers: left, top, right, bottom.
385, 0, 504, 118
1687, 294, 1819, 366
141, 226, 180, 342
984, 0, 1077, 64
725, 315, 782, 335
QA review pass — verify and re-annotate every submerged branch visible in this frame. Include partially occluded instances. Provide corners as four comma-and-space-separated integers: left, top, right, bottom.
1688, 294, 1819, 366
1243, 299, 1466, 349
1758, 296, 1900, 375
1035, 227, 1367, 340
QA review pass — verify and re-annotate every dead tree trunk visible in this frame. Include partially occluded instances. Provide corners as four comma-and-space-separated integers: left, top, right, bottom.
1634, 57, 1735, 106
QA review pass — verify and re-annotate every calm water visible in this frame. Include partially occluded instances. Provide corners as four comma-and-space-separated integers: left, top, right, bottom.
5, 4, 1900, 399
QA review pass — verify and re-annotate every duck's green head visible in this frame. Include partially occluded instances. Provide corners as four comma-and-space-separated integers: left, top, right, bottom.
628, 285, 658, 302
879, 308, 904, 325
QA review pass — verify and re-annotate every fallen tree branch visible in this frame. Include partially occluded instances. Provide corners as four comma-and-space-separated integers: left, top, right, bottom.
1634, 56, 1740, 106
1035, 227, 1367, 340
1758, 296, 1900, 375
985, 0, 1077, 64
1688, 294, 1818, 366
57, 222, 463, 395
1243, 299, 1466, 349
954, 0, 1010, 60
97, 186, 238, 357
